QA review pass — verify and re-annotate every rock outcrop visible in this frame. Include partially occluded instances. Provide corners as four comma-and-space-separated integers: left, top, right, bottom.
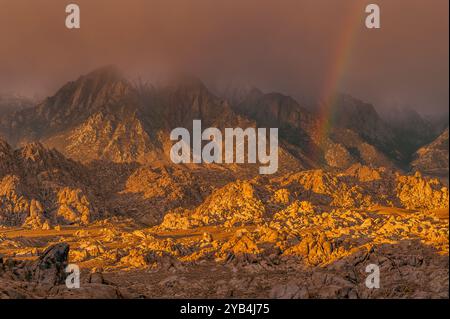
412, 128, 449, 177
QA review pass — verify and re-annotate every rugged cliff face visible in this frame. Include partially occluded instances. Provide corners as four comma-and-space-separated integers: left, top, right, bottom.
0, 134, 448, 230
232, 89, 398, 169
412, 128, 449, 177
0, 139, 98, 228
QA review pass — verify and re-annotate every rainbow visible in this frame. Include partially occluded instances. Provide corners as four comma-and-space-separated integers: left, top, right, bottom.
315, 1, 365, 146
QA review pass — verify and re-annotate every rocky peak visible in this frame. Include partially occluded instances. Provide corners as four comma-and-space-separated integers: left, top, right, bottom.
236, 90, 311, 121
35, 65, 131, 122
138, 74, 238, 132
16, 142, 70, 169
18, 142, 49, 160
13, 142, 86, 184
82, 64, 123, 83
0, 66, 137, 150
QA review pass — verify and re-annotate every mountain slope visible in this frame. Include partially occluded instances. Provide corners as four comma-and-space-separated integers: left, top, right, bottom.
0, 139, 99, 228
412, 128, 449, 177
232, 89, 395, 169
381, 106, 440, 163
0, 68, 304, 173
0, 66, 132, 145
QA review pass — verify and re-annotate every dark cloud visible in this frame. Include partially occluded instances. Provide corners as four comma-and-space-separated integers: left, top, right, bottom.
0, 0, 448, 115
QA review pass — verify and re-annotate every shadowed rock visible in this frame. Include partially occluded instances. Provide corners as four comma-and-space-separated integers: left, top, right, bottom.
30, 243, 69, 285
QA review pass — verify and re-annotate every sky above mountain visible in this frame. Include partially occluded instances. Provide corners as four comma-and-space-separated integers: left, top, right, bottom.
0, 0, 448, 115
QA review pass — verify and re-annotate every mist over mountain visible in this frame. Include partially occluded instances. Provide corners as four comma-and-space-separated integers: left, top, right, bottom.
0, 93, 34, 114
0, 66, 445, 174
2, 0, 448, 118
412, 128, 449, 178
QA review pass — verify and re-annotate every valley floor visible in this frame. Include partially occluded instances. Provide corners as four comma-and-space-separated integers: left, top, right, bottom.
1, 206, 448, 299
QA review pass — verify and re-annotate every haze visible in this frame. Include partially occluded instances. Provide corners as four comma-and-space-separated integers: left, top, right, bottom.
0, 0, 448, 115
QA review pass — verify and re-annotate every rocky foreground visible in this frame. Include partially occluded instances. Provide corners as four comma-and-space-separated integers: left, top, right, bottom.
1, 165, 448, 298
0, 142, 448, 298
0, 232, 448, 299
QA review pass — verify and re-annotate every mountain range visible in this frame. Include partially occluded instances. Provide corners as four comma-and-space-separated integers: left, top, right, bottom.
1, 66, 446, 172
0, 66, 448, 229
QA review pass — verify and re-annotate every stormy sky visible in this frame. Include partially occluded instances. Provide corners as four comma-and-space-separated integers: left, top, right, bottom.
0, 0, 448, 115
